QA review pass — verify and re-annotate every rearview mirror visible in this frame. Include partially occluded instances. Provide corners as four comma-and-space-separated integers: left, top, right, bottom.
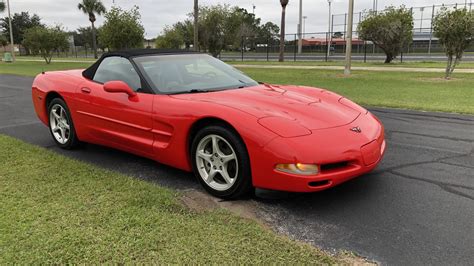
103, 81, 137, 97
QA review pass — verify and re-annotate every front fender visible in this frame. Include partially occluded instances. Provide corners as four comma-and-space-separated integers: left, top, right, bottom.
151, 95, 278, 172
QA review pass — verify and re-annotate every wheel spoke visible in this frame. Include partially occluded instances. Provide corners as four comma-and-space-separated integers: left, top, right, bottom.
207, 169, 217, 183
221, 153, 236, 163
59, 127, 66, 141
220, 169, 233, 185
60, 108, 67, 120
52, 111, 61, 120
211, 136, 223, 156
52, 125, 60, 133
197, 150, 212, 163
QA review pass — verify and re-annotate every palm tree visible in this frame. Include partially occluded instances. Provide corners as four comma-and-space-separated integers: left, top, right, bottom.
78, 0, 106, 59
279, 0, 289, 62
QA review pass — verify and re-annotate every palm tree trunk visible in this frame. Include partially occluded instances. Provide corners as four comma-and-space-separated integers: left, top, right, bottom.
193, 0, 199, 51
279, 6, 287, 62
91, 21, 98, 59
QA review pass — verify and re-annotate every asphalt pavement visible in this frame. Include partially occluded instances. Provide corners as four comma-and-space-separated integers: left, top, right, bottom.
0, 74, 473, 265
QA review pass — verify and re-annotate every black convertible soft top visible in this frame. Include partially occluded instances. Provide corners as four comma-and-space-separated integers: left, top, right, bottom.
82, 49, 201, 80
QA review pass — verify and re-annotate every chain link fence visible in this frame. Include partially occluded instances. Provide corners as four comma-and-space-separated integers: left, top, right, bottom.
221, 2, 474, 62
219, 29, 474, 62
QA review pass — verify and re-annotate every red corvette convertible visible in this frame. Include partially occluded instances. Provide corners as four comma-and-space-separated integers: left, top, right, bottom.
32, 49, 385, 199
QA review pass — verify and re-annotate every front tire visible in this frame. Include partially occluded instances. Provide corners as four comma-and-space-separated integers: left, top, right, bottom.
191, 125, 253, 199
48, 98, 81, 149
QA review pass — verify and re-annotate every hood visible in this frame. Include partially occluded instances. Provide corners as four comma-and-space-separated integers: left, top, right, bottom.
171, 84, 360, 130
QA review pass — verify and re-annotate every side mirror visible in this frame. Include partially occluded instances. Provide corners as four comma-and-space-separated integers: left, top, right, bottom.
103, 81, 137, 97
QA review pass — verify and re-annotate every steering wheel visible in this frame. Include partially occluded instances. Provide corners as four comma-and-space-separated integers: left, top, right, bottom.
203, 72, 217, 79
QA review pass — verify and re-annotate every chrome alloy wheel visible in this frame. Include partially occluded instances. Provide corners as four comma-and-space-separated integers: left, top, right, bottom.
195, 134, 239, 191
49, 104, 70, 144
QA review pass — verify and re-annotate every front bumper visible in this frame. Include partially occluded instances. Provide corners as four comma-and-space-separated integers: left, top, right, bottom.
249, 112, 386, 192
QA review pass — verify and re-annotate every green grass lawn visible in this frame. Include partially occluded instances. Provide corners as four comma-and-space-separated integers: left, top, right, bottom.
0, 61, 91, 76
15, 56, 97, 62
0, 135, 336, 264
1, 61, 473, 114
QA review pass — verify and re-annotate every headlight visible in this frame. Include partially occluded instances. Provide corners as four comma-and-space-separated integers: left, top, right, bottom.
275, 163, 319, 175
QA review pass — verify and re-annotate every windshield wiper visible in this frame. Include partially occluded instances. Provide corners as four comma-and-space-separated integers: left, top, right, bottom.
172, 89, 213, 95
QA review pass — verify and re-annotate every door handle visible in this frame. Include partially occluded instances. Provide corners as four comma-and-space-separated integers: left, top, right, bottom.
81, 87, 91, 94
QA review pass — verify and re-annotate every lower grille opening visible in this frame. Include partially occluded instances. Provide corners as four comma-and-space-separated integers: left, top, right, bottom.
308, 180, 330, 187
320, 161, 350, 172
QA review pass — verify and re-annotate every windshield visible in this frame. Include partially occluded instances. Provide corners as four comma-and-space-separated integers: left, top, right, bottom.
132, 54, 258, 94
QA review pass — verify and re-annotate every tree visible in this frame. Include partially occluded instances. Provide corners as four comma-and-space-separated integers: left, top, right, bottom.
155, 26, 185, 49
0, 2, 5, 13
433, 8, 474, 79
156, 4, 278, 54
77, 0, 106, 59
226, 7, 261, 50
258, 22, 279, 41
23, 26, 69, 64
0, 34, 7, 51
358, 6, 413, 63
156, 20, 195, 49
0, 12, 42, 53
98, 6, 144, 50
197, 5, 227, 57
73, 26, 93, 48
279, 0, 289, 62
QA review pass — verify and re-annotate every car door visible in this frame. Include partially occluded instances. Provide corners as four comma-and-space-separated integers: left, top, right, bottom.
75, 56, 155, 158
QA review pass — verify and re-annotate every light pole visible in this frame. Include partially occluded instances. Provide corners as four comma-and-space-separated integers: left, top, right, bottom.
297, 0, 303, 54
303, 16, 307, 36
344, 0, 354, 76
252, 4, 256, 14
420, 7, 424, 32
373, 0, 378, 12
7, 0, 15, 62
326, 0, 332, 60
193, 0, 199, 51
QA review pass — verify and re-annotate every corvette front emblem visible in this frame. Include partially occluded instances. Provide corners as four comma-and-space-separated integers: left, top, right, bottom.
350, 126, 362, 133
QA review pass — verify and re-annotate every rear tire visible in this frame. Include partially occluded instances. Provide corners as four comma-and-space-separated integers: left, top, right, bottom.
48, 98, 81, 149
191, 125, 253, 199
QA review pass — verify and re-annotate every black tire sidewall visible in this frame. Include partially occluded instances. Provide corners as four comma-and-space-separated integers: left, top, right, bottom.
191, 125, 253, 199
48, 98, 80, 149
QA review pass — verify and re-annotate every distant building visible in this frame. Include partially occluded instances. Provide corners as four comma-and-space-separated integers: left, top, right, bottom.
412, 32, 440, 52
302, 37, 364, 46
144, 39, 156, 49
